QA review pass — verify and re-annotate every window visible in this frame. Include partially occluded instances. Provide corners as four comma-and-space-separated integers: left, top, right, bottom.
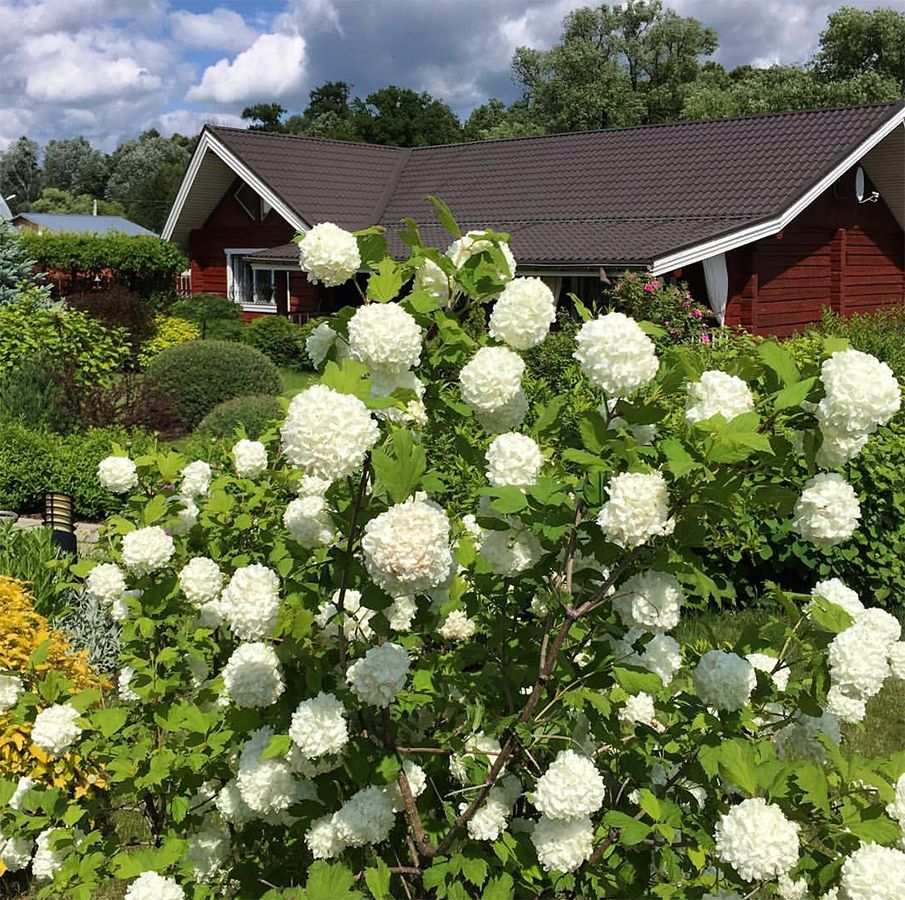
225, 249, 285, 310
234, 182, 259, 221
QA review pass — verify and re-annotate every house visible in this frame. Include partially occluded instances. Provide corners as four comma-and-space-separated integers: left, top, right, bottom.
12, 213, 156, 237
163, 101, 905, 335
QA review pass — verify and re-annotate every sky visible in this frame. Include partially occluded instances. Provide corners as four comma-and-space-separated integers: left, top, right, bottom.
0, 0, 903, 152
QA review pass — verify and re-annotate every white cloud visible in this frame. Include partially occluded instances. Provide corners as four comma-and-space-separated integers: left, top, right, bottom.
152, 108, 247, 137
170, 8, 259, 52
186, 32, 307, 104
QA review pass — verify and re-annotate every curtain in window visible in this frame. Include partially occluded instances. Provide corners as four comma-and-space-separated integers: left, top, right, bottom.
702, 253, 729, 326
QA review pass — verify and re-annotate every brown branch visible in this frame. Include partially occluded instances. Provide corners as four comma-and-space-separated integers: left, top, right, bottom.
396, 746, 452, 755
335, 465, 370, 673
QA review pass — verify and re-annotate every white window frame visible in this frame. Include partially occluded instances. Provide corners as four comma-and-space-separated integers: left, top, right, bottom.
224, 248, 288, 312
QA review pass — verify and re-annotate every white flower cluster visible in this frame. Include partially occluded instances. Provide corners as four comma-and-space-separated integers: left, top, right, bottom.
614, 570, 683, 632
347, 302, 422, 375
459, 346, 527, 431
219, 564, 281, 640
237, 727, 305, 817
298, 222, 361, 287
838, 842, 905, 900
124, 870, 185, 900
32, 828, 63, 882
693, 651, 757, 712
384, 760, 428, 813
31, 703, 82, 756
281, 384, 379, 482
221, 642, 285, 708
284, 495, 335, 547
775, 710, 841, 763
886, 773, 905, 837
361, 494, 452, 596
619, 692, 658, 728
331, 785, 397, 849
85, 562, 126, 608
387, 594, 418, 632
746, 652, 789, 691
347, 642, 410, 706
816, 349, 901, 468
488, 277, 556, 350
118, 666, 140, 702
531, 815, 594, 873
97, 455, 137, 493
597, 471, 674, 548
574, 312, 659, 396
178, 557, 223, 606
811, 578, 864, 620
438, 609, 476, 641
370, 368, 428, 428
413, 258, 450, 302
446, 230, 516, 281
685, 370, 755, 425
485, 432, 544, 488
0, 832, 32, 871
533, 749, 605, 821
305, 322, 343, 368
186, 822, 230, 882
792, 473, 861, 547
479, 522, 542, 576
632, 633, 683, 686
461, 775, 521, 841
450, 732, 503, 784
714, 797, 800, 882
0, 673, 22, 712
180, 460, 212, 498
232, 439, 267, 478
121, 525, 174, 575
316, 589, 376, 642
9, 775, 33, 810
170, 495, 198, 536
290, 692, 349, 759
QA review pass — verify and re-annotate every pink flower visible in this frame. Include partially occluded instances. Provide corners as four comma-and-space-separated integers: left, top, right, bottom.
700, 334, 711, 344
643, 280, 659, 293
693, 309, 703, 318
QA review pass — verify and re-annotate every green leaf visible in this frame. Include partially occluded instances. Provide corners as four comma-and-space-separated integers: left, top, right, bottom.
367, 257, 406, 302
481, 485, 528, 515
532, 396, 567, 436
758, 340, 800, 386
774, 377, 818, 411
399, 218, 423, 249
91, 707, 129, 738
603, 810, 650, 846
795, 764, 830, 813
483, 872, 515, 900
354, 226, 387, 269
426, 195, 462, 238
372, 429, 427, 503
847, 808, 901, 844
305, 861, 363, 900
808, 595, 853, 633
262, 733, 292, 760
461, 856, 488, 887
364, 860, 391, 900
322, 358, 372, 401
613, 666, 663, 695
659, 438, 698, 478
143, 493, 169, 525
718, 740, 758, 796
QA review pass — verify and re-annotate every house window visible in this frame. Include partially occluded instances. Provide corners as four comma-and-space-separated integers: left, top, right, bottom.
234, 182, 259, 221
225, 249, 282, 310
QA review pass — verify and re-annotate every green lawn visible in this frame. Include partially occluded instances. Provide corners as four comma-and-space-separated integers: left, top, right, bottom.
279, 367, 317, 398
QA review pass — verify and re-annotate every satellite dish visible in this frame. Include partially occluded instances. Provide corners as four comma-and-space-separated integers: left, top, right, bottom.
855, 166, 866, 202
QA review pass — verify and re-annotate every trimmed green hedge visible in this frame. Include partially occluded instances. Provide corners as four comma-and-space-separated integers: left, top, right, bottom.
196, 393, 284, 440
242, 315, 308, 369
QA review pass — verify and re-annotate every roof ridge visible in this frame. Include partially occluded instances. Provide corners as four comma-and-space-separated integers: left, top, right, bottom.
369, 147, 413, 225
206, 124, 405, 153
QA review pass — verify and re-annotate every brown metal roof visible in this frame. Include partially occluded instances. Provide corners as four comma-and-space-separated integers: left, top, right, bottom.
207, 101, 905, 267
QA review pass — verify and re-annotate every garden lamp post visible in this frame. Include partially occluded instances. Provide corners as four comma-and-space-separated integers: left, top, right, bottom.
43, 492, 77, 555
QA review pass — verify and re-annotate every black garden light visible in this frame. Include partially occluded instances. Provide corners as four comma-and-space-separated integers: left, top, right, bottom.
43, 492, 77, 555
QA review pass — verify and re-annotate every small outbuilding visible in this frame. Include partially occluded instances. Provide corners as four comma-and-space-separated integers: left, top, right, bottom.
12, 213, 156, 237
163, 101, 905, 335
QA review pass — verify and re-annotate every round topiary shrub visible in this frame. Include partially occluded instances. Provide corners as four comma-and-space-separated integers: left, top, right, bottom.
196, 393, 283, 440
242, 315, 307, 368
146, 340, 281, 426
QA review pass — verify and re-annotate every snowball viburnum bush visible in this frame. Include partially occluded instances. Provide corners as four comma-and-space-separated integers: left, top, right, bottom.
17, 203, 899, 899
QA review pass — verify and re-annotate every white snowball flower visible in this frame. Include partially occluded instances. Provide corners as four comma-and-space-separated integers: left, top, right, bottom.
450, 732, 504, 784
31, 703, 82, 756
347, 302, 422, 375
361, 494, 452, 596
290, 692, 349, 759
187, 822, 230, 882
9, 775, 34, 810
413, 258, 450, 302
714, 797, 800, 882
826, 684, 868, 724
888, 643, 905, 680
485, 432, 544, 488
601, 399, 657, 444
316, 588, 376, 642
347, 642, 410, 706
121, 526, 175, 575
746, 653, 789, 691
828, 624, 893, 700
124, 871, 185, 900
778, 875, 812, 900
619, 692, 658, 728
531, 815, 594, 873
170, 496, 198, 536
384, 760, 428, 813
284, 495, 335, 547
219, 564, 281, 641
215, 780, 254, 826
476, 389, 530, 434
237, 727, 302, 816
574, 312, 659, 396
775, 710, 841, 763
298, 222, 361, 287
0, 833, 33, 871
792, 473, 861, 547
817, 349, 901, 437
886, 773, 905, 827
281, 384, 379, 482
438, 609, 477, 642
98, 455, 138, 493
178, 557, 223, 606
221, 642, 285, 708
370, 368, 428, 427
331, 785, 396, 847
387, 594, 418, 632
298, 474, 333, 497
597, 471, 674, 548
838, 842, 905, 900
0, 673, 22, 713
614, 570, 683, 632
855, 607, 901, 647
489, 277, 556, 350
84, 563, 126, 607
817, 431, 869, 469
306, 813, 347, 859
112, 590, 139, 623
693, 651, 757, 712
533, 749, 605, 821
459, 346, 525, 413
638, 634, 682, 686
685, 370, 755, 425
479, 522, 543, 576
447, 230, 516, 281
180, 460, 212, 498
118, 666, 140, 702
305, 322, 341, 369
232, 439, 267, 478
461, 776, 521, 841
32, 828, 63, 882
811, 578, 864, 620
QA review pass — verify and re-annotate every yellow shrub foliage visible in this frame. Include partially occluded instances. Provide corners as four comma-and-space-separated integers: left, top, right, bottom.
138, 314, 200, 366
0, 576, 108, 795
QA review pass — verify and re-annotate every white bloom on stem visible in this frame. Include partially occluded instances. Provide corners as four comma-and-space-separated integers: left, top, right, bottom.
746, 653, 789, 691
187, 822, 230, 882
574, 312, 659, 396
284, 494, 335, 547
346, 642, 409, 707
331, 785, 396, 847
792, 473, 861, 547
614, 570, 683, 632
619, 692, 658, 728
714, 797, 799, 882
775, 710, 841, 763
124, 871, 185, 900
347, 302, 422, 375
178, 557, 223, 606
180, 460, 212, 498
32, 828, 64, 882
298, 474, 333, 497
219, 564, 281, 640
816, 349, 901, 436
638, 634, 682, 685
531, 814, 594, 872
118, 666, 140, 702
828, 622, 894, 701
97, 455, 137, 494
384, 760, 428, 813
361, 494, 452, 596
85, 562, 127, 606
597, 470, 674, 548
215, 780, 254, 826
489, 277, 556, 350
237, 726, 302, 817
476, 389, 530, 434
0, 673, 22, 712
170, 495, 198, 536
387, 594, 418, 632
450, 732, 504, 784
838, 842, 905, 900
121, 526, 175, 575
9, 775, 34, 810
298, 222, 361, 287
685, 370, 755, 425
810, 578, 864, 620
446, 230, 516, 281
888, 642, 905, 680
232, 439, 267, 478
817, 431, 869, 469
438, 609, 476, 642
31, 703, 81, 756
221, 642, 285, 708
306, 813, 347, 859
413, 258, 450, 302
0, 833, 33, 871
305, 322, 341, 369
485, 432, 543, 488
479, 522, 542, 576
693, 651, 756, 712
533, 749, 605, 821
289, 692, 349, 759
461, 776, 521, 841
315, 588, 375, 642
281, 384, 379, 482
886, 773, 905, 827
459, 346, 524, 413
826, 684, 868, 724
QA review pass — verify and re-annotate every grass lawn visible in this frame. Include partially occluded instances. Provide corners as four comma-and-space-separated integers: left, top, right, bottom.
279, 367, 317, 398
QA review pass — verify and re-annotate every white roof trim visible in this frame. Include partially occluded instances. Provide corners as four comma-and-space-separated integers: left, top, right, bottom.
162, 130, 309, 242
649, 105, 905, 276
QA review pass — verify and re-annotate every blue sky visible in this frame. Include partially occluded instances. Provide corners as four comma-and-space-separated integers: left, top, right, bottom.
0, 0, 901, 152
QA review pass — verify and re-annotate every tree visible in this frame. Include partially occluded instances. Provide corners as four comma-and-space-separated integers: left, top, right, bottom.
125, 161, 189, 234
0, 137, 42, 212
462, 99, 544, 141
0, 219, 51, 306
29, 188, 124, 216
305, 81, 353, 120
42, 137, 109, 198
241, 104, 287, 132
352, 86, 462, 146
284, 81, 360, 141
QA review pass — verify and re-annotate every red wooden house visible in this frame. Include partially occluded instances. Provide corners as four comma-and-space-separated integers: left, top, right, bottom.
163, 101, 905, 335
